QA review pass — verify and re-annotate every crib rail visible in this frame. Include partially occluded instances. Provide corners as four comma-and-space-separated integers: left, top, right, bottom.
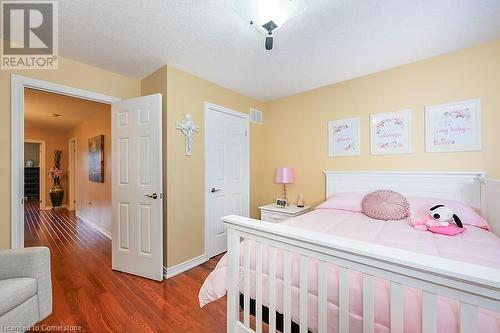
223, 215, 500, 333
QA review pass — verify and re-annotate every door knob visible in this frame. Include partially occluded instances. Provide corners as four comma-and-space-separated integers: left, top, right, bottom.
145, 193, 158, 199
210, 188, 221, 193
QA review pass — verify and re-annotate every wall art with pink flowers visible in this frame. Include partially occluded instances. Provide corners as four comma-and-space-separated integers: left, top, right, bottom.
425, 99, 481, 153
328, 117, 360, 157
370, 110, 412, 155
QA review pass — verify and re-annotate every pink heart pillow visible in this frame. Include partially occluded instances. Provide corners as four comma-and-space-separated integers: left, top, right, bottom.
361, 190, 409, 221
428, 225, 466, 236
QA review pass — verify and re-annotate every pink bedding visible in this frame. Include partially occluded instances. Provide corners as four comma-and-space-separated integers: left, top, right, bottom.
199, 209, 500, 332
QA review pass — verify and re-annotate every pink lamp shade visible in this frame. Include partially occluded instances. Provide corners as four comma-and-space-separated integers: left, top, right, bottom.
274, 167, 295, 184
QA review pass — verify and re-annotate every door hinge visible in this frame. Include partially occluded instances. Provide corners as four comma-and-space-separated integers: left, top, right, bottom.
244, 130, 248, 137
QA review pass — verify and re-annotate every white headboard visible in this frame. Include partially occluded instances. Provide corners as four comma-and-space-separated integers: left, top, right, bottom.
324, 171, 486, 210
485, 178, 500, 236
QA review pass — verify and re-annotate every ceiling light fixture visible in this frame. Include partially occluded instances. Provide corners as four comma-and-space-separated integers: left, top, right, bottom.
233, 0, 307, 50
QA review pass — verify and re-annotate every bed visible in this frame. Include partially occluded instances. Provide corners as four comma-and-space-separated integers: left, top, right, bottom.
199, 171, 500, 333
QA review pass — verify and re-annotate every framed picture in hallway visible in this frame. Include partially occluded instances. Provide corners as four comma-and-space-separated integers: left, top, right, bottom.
89, 135, 104, 183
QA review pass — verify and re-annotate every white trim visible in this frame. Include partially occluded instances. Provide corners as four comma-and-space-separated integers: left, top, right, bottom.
485, 178, 500, 237
76, 213, 112, 240
13, 75, 121, 104
204, 102, 249, 120
24, 139, 46, 209
163, 254, 208, 279
11, 74, 120, 249
323, 171, 486, 210
323, 171, 487, 175
204, 102, 250, 259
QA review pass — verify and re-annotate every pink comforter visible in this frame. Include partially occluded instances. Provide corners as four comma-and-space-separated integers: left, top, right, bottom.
199, 209, 500, 332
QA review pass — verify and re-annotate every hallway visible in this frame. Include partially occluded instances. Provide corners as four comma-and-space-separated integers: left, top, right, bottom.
24, 200, 226, 332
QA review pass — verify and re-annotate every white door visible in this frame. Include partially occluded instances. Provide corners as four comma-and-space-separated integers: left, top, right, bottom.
205, 104, 249, 258
111, 94, 163, 281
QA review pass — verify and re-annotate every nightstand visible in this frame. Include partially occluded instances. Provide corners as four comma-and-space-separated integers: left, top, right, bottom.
259, 203, 311, 224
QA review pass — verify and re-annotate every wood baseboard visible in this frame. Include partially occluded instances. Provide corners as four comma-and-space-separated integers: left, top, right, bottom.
76, 213, 112, 239
164, 254, 208, 279
42, 204, 70, 211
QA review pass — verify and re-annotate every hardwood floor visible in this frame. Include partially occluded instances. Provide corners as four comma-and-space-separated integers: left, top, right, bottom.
24, 200, 226, 332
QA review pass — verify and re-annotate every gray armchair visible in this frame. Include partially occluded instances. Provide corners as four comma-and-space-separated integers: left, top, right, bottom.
0, 247, 52, 333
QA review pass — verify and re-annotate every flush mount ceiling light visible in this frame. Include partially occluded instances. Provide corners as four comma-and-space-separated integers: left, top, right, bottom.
233, 0, 307, 50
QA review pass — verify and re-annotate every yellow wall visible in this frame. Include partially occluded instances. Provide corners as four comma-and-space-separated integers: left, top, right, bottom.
67, 106, 112, 233
260, 40, 500, 208
24, 128, 69, 206
166, 66, 267, 267
0, 55, 141, 249
141, 66, 267, 268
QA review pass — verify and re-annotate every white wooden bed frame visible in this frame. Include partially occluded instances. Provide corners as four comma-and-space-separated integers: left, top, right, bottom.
222, 171, 500, 333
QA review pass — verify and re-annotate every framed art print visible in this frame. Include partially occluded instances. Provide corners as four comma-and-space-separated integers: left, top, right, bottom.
89, 135, 104, 183
328, 117, 360, 157
425, 99, 481, 153
370, 110, 412, 155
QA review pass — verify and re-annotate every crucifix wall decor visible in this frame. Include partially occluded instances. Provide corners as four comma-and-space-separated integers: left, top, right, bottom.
176, 113, 200, 156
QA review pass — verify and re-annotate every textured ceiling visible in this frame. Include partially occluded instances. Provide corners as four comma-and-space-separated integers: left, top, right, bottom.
58, 0, 500, 101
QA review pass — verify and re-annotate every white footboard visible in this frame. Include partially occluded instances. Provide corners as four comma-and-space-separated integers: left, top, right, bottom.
223, 215, 500, 333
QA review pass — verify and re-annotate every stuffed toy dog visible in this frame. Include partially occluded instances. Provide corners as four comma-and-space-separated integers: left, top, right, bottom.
429, 205, 464, 228
408, 204, 465, 236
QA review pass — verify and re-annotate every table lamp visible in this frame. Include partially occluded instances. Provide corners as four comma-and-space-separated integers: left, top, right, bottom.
274, 167, 295, 205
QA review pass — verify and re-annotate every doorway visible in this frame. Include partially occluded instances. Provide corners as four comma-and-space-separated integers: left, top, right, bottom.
204, 102, 249, 258
23, 140, 46, 210
23, 86, 113, 253
11, 75, 120, 249
12, 75, 164, 281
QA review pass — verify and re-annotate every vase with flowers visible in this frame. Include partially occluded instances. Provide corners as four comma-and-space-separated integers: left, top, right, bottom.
48, 150, 64, 208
